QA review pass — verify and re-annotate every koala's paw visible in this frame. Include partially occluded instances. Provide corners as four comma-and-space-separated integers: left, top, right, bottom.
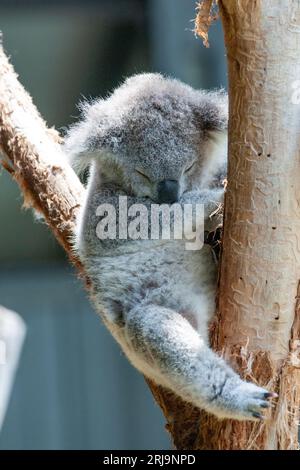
218, 380, 277, 421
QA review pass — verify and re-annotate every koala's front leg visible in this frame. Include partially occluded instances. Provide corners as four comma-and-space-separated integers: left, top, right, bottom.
181, 187, 223, 217
180, 188, 224, 233
125, 304, 274, 421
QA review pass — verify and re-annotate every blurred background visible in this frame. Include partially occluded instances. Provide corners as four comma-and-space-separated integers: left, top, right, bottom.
0, 0, 227, 450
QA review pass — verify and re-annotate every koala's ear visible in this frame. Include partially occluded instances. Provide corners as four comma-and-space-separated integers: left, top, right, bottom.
193, 90, 228, 136
64, 99, 121, 174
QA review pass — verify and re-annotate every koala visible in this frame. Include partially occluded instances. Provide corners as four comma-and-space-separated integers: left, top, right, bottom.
65, 73, 275, 421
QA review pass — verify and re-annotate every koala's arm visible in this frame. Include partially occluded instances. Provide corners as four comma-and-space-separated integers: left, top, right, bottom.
125, 304, 274, 421
180, 187, 224, 233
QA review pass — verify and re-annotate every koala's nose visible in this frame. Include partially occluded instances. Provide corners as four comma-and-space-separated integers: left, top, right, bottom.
157, 179, 179, 204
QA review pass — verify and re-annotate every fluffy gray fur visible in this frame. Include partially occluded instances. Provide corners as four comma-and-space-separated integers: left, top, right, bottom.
65, 73, 273, 421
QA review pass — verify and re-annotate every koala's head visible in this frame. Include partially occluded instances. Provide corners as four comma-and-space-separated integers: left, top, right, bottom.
65, 73, 227, 203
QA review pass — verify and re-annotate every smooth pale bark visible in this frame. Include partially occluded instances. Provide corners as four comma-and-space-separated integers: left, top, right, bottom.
196, 0, 300, 450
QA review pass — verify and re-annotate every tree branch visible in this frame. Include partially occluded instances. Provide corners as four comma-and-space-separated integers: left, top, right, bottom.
0, 46, 85, 270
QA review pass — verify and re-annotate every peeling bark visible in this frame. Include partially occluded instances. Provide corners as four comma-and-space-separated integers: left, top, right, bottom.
194, 0, 218, 48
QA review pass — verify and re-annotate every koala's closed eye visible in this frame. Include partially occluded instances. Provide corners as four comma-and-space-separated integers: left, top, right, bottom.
135, 168, 152, 182
184, 160, 197, 174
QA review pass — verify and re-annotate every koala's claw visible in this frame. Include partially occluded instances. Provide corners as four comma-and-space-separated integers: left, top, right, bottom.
240, 385, 277, 421
220, 381, 277, 421
264, 392, 278, 399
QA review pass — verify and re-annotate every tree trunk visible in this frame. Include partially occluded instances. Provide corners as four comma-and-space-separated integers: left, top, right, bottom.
0, 43, 198, 449
196, 0, 300, 450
